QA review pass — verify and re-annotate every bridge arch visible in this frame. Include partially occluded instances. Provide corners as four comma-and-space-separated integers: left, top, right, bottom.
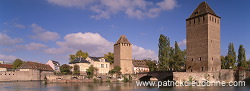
137, 71, 173, 81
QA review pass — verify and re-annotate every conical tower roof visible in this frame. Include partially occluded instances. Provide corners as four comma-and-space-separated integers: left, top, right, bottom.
187, 1, 220, 20
115, 35, 131, 44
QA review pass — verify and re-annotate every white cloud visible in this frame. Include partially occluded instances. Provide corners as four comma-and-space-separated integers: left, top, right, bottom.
133, 45, 157, 60
47, 0, 178, 19
14, 24, 26, 28
44, 32, 157, 60
0, 33, 22, 46
31, 24, 60, 42
45, 32, 113, 56
4, 21, 26, 29
178, 39, 186, 46
48, 0, 95, 8
157, 0, 177, 10
0, 54, 17, 61
16, 43, 47, 51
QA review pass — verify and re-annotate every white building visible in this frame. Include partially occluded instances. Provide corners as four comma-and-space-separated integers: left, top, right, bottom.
86, 57, 111, 75
132, 60, 149, 74
46, 60, 60, 72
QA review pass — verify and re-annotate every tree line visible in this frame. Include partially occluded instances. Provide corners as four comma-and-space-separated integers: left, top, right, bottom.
221, 43, 249, 70
157, 34, 186, 71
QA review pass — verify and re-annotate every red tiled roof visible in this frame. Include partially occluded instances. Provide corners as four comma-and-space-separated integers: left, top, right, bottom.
18, 61, 54, 71
132, 60, 148, 67
0, 64, 12, 69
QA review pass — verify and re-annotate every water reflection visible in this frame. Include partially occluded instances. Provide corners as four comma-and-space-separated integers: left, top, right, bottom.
0, 81, 250, 91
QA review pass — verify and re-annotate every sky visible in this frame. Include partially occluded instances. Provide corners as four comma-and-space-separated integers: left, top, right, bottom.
0, 0, 249, 64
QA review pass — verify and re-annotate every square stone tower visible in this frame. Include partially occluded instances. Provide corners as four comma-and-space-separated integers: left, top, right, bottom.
114, 35, 133, 74
186, 2, 221, 72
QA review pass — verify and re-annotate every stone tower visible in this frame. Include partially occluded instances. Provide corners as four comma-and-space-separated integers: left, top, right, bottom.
186, 2, 221, 72
114, 35, 133, 74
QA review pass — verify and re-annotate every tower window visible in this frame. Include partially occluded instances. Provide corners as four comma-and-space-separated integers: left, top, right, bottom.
199, 57, 201, 61
203, 16, 205, 22
194, 11, 198, 15
194, 19, 195, 24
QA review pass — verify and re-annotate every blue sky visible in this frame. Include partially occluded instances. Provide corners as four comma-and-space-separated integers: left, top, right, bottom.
0, 0, 249, 64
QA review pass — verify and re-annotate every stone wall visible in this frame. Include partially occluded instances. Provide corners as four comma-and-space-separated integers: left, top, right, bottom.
173, 69, 235, 83
0, 69, 53, 81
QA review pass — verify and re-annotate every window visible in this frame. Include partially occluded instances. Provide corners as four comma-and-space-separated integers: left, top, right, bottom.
194, 19, 195, 24
202, 67, 204, 71
192, 58, 193, 61
106, 64, 108, 68
191, 69, 193, 72
212, 57, 213, 60
210, 16, 211, 21
101, 64, 104, 68
203, 16, 205, 22
199, 57, 202, 61
194, 11, 198, 15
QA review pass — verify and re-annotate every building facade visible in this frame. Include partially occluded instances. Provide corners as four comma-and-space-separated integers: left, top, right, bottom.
0, 64, 12, 71
69, 57, 91, 75
46, 60, 60, 72
186, 1, 221, 72
114, 35, 133, 74
86, 57, 110, 75
132, 60, 149, 74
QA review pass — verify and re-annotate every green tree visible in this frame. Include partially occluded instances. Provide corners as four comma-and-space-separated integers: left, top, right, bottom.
60, 64, 72, 75
225, 43, 237, 69
73, 65, 80, 75
172, 41, 186, 71
247, 60, 250, 70
158, 34, 171, 71
104, 52, 114, 64
12, 58, 24, 69
86, 65, 98, 78
237, 45, 247, 69
221, 56, 226, 69
144, 59, 157, 71
109, 66, 121, 77
69, 50, 89, 62
169, 47, 175, 71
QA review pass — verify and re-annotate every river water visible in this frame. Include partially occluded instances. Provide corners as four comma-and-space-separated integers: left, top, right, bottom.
0, 81, 250, 91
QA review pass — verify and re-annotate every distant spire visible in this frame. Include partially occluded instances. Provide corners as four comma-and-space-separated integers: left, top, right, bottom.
187, 1, 220, 19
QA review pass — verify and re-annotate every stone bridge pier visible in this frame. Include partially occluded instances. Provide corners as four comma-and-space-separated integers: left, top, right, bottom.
135, 71, 173, 81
